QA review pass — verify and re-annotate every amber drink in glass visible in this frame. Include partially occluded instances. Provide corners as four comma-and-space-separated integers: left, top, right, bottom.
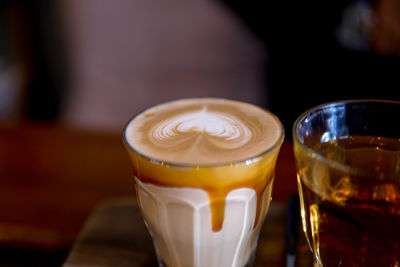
293, 100, 400, 266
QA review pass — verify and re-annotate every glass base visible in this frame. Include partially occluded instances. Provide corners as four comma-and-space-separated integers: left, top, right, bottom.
157, 250, 256, 267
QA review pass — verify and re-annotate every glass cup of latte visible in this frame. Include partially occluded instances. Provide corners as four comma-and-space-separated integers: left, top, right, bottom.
123, 98, 284, 267
293, 100, 400, 266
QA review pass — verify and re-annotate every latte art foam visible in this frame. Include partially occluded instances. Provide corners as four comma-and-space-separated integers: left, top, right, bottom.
125, 98, 282, 165
151, 108, 252, 150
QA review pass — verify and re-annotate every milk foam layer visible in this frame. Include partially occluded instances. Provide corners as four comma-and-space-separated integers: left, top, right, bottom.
125, 98, 282, 165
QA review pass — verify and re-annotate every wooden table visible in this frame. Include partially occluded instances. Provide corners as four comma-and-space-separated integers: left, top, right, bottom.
0, 123, 303, 266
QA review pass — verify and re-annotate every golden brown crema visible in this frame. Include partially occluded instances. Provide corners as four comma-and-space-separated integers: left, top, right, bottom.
124, 98, 284, 231
125, 98, 282, 165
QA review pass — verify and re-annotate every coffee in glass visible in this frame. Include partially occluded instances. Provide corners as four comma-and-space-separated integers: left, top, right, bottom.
124, 98, 284, 267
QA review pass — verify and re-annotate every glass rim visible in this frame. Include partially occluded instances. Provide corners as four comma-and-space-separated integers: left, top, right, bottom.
122, 97, 285, 168
292, 98, 400, 178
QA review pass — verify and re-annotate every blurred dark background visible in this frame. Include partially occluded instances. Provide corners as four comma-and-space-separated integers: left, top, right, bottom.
0, 0, 399, 136
0, 1, 398, 265
223, 0, 399, 135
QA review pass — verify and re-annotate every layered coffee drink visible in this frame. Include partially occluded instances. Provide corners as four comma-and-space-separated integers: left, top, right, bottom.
123, 98, 284, 267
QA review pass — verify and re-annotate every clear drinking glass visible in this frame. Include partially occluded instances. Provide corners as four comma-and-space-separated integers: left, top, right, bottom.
123, 98, 284, 267
293, 100, 400, 266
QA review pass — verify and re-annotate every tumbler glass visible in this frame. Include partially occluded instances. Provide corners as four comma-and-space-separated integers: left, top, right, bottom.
293, 100, 400, 266
123, 98, 284, 267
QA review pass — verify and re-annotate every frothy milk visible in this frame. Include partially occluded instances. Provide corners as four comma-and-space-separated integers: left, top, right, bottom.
124, 98, 283, 267
125, 98, 281, 165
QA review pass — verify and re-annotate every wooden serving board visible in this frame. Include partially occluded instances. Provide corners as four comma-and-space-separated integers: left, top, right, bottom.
63, 198, 312, 267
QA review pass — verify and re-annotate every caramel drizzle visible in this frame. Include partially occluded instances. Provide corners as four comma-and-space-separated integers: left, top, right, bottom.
207, 182, 270, 232
132, 158, 275, 232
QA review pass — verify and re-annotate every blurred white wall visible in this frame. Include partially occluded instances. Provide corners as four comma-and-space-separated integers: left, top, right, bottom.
60, 0, 268, 132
